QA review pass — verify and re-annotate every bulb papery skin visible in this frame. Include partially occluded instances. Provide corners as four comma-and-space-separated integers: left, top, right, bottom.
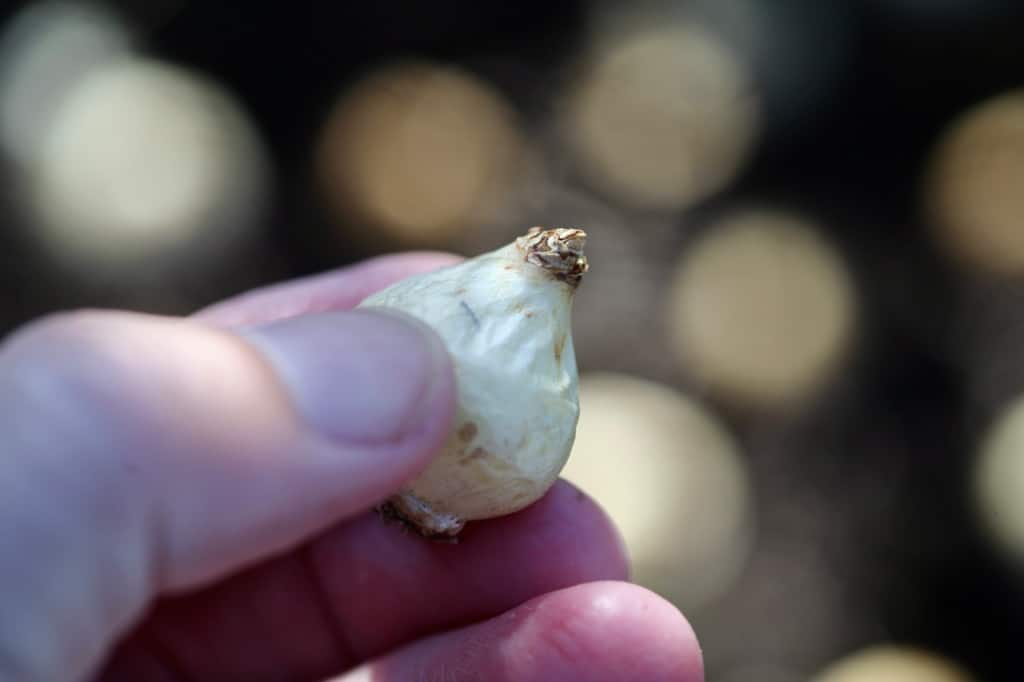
358, 228, 587, 537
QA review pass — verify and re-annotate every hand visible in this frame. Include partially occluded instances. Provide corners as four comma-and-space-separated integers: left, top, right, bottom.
0, 253, 703, 681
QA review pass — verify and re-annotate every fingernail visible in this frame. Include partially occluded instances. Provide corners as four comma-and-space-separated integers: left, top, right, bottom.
242, 310, 450, 444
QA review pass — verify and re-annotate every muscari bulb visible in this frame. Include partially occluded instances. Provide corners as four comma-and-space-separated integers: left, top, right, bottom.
358, 227, 588, 537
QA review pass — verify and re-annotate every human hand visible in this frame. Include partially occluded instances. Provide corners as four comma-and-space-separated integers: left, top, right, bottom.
0, 253, 703, 681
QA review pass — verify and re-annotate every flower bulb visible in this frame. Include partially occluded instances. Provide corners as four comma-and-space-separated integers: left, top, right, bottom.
358, 227, 588, 537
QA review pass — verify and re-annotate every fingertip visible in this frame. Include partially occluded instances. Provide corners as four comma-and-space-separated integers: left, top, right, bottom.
341, 580, 704, 682
242, 308, 456, 450
301, 482, 630, 662
500, 581, 704, 682
536, 581, 704, 682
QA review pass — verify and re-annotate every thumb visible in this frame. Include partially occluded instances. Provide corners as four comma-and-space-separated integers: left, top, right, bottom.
0, 309, 454, 681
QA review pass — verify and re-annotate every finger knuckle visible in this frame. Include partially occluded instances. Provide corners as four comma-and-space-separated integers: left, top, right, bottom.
0, 310, 137, 417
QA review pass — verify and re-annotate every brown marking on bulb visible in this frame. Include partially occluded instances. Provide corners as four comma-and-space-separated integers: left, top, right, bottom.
457, 422, 478, 442
460, 446, 489, 464
510, 302, 534, 317
554, 332, 566, 365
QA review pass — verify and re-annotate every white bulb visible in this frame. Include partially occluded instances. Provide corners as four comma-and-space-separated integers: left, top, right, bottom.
359, 227, 588, 537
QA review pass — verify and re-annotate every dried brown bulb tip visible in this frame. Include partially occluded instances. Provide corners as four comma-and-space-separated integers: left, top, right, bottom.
516, 227, 589, 286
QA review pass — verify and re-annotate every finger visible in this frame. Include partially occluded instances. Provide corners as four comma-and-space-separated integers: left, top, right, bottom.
334, 582, 703, 682
98, 481, 629, 682
307, 481, 630, 662
0, 308, 455, 681
195, 252, 462, 327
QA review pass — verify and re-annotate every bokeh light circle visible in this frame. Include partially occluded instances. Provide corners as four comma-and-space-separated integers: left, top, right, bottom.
926, 90, 1024, 275
811, 645, 975, 682
561, 372, 753, 611
0, 0, 134, 169
973, 395, 1024, 565
666, 210, 856, 408
564, 23, 759, 210
317, 61, 524, 248
27, 57, 269, 274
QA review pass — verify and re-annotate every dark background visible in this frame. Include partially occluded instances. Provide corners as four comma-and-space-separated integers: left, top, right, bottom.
2, 2, 1024, 680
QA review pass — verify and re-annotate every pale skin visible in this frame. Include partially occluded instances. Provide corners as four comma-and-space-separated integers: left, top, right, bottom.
0, 252, 704, 681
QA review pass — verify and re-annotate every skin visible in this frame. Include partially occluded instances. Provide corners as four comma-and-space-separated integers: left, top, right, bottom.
0, 252, 704, 682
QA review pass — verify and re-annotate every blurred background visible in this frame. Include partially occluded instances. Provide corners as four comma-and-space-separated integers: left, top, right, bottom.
2, 0, 1024, 679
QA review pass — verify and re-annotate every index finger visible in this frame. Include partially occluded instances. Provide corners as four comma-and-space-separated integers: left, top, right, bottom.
194, 252, 462, 328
